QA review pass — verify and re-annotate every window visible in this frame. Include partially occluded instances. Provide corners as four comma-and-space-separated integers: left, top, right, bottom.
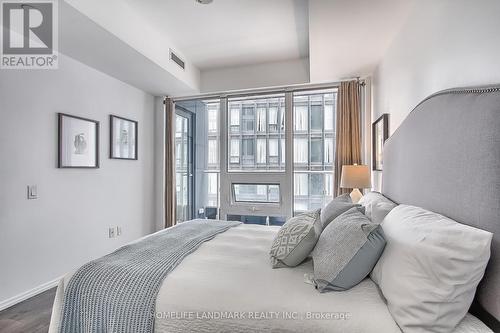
242, 138, 254, 166
176, 87, 339, 223
242, 106, 254, 132
294, 173, 308, 195
208, 139, 218, 165
293, 89, 337, 214
176, 99, 220, 220
228, 94, 285, 172
207, 173, 219, 207
310, 138, 323, 164
294, 104, 308, 131
233, 184, 280, 203
256, 139, 266, 164
268, 139, 278, 164
268, 106, 278, 132
324, 138, 334, 164
257, 107, 266, 132
230, 139, 240, 164
208, 106, 218, 132
294, 138, 308, 164
230, 108, 240, 133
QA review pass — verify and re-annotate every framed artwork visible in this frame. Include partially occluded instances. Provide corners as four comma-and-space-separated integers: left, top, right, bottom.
372, 113, 389, 171
110, 115, 138, 160
58, 113, 99, 168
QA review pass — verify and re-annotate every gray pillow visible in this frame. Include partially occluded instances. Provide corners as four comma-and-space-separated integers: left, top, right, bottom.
269, 209, 321, 268
312, 207, 386, 292
321, 195, 363, 229
358, 191, 397, 224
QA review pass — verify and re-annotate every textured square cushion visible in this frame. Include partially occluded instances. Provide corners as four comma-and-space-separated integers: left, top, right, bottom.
371, 205, 493, 333
269, 209, 321, 268
313, 207, 386, 292
358, 191, 397, 224
321, 194, 363, 229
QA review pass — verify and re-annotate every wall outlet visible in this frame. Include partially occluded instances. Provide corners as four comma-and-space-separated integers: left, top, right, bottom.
116, 226, 122, 237
108, 227, 116, 238
27, 185, 38, 200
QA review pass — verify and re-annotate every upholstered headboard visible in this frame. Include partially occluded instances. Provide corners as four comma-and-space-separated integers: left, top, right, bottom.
382, 85, 500, 324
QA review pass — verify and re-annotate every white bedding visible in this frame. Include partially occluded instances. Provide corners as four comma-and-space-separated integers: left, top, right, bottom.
50, 223, 492, 333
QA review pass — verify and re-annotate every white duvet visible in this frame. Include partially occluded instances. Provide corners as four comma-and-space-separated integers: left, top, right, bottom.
50, 223, 492, 333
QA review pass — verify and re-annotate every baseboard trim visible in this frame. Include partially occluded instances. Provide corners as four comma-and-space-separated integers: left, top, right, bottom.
0, 276, 62, 312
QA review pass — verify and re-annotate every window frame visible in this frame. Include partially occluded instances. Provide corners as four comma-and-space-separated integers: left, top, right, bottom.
173, 84, 341, 221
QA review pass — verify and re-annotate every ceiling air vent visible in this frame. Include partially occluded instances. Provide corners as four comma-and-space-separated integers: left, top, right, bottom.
169, 50, 185, 70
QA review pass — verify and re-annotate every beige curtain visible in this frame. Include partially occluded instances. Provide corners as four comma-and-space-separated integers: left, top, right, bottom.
164, 97, 176, 228
334, 81, 362, 196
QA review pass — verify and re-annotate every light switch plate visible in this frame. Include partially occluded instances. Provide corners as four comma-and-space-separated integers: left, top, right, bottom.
108, 227, 116, 238
116, 226, 122, 237
27, 185, 38, 199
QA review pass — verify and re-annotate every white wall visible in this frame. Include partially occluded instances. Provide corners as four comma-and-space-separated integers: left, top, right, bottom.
0, 53, 156, 306
372, 0, 500, 190
200, 58, 310, 93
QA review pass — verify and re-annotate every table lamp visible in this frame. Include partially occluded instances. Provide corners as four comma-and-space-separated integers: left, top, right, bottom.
340, 164, 371, 203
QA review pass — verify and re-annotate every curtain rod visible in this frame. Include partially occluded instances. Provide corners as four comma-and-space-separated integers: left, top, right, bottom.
171, 77, 367, 102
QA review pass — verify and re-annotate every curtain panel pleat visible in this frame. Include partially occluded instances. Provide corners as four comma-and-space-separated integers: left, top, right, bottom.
164, 98, 176, 228
334, 81, 362, 196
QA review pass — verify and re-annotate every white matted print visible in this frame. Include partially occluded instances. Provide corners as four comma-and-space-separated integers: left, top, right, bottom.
58, 113, 99, 168
110, 115, 138, 160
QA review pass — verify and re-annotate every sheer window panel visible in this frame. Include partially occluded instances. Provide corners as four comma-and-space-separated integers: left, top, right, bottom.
257, 107, 266, 132
294, 173, 308, 195
268, 106, 278, 132
268, 139, 279, 164
256, 139, 266, 164
294, 138, 308, 164
208, 139, 218, 165
230, 139, 240, 164
294, 105, 308, 131
281, 138, 286, 165
207, 173, 219, 207
230, 108, 240, 133
324, 138, 334, 164
208, 107, 218, 132
324, 102, 334, 131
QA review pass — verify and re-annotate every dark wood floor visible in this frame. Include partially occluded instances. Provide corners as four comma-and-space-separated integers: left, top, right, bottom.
0, 288, 56, 333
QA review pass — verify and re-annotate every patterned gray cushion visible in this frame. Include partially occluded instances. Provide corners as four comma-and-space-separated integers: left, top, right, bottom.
269, 209, 321, 268
321, 194, 363, 229
313, 207, 386, 292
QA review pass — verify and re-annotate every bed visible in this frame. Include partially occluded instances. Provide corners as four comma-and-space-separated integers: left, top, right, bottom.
49, 85, 500, 332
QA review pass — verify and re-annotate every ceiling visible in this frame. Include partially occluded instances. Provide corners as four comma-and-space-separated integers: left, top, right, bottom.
123, 0, 309, 70
308, 0, 415, 82
61, 0, 415, 95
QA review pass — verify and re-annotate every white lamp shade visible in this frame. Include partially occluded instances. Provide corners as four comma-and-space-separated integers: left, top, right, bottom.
340, 165, 371, 189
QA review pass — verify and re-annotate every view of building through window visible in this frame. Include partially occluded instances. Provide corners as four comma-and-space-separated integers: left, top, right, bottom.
176, 99, 220, 220
227, 94, 286, 171
293, 89, 336, 214
175, 87, 337, 223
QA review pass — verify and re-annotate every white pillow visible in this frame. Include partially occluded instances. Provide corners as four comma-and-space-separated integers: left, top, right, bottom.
371, 205, 492, 333
358, 191, 397, 224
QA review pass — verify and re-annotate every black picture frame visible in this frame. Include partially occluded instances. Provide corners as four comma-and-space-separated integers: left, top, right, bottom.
58, 113, 100, 168
372, 113, 389, 171
109, 115, 138, 160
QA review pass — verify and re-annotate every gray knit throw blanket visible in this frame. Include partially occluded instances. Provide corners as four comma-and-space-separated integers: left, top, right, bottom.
59, 219, 241, 333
